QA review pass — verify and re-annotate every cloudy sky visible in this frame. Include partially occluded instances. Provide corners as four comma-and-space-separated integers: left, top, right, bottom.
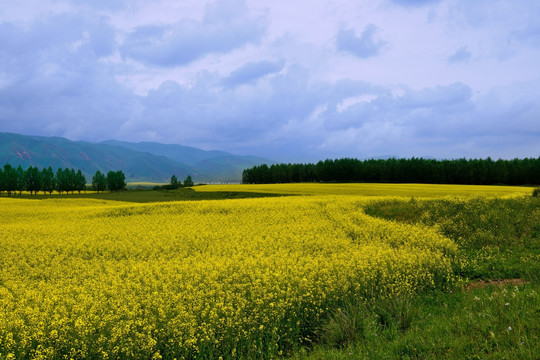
1, 0, 539, 162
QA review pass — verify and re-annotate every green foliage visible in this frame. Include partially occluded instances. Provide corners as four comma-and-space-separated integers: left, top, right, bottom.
153, 175, 183, 190
107, 170, 126, 192
24, 166, 42, 195
0, 163, 142, 196
304, 196, 540, 359
15, 165, 24, 195
319, 295, 417, 349
170, 174, 179, 189
533, 187, 540, 197
370, 295, 418, 333
41, 167, 55, 194
183, 175, 194, 187
306, 283, 539, 360
1, 164, 18, 195
53, 168, 86, 194
75, 169, 86, 194
365, 197, 540, 281
319, 301, 376, 348
15, 187, 286, 203
243, 156, 540, 185
55, 168, 64, 193
92, 170, 107, 193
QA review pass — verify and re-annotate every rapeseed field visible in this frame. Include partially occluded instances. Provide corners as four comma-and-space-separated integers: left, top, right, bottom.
195, 183, 533, 197
0, 184, 530, 359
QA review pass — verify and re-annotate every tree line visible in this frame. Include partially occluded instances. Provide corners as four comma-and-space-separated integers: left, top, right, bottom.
153, 175, 194, 190
242, 157, 540, 185
0, 164, 127, 196
92, 170, 126, 193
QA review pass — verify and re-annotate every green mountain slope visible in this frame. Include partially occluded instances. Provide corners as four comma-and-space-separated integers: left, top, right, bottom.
0, 133, 272, 182
100, 140, 231, 166
100, 139, 272, 182
194, 155, 272, 182
0, 133, 202, 182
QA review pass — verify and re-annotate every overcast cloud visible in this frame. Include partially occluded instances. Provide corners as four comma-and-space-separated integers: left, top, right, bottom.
0, 0, 539, 161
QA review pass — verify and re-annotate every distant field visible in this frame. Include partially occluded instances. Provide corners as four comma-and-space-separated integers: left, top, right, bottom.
126, 181, 167, 187
194, 183, 534, 197
5, 188, 284, 203
4, 183, 532, 202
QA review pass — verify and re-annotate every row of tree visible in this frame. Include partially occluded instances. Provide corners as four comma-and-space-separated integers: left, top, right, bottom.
242, 157, 540, 185
0, 164, 87, 196
170, 174, 194, 188
153, 175, 194, 190
0, 164, 128, 196
92, 170, 127, 192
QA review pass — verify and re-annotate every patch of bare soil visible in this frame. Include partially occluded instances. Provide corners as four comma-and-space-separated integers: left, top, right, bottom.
465, 278, 530, 291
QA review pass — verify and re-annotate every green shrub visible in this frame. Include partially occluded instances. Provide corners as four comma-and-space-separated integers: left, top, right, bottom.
319, 301, 374, 348
319, 295, 418, 349
533, 187, 540, 197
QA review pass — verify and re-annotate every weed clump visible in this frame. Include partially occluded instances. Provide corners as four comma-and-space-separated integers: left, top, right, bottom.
320, 295, 419, 349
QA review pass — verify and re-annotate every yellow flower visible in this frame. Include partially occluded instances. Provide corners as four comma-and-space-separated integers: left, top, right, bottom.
0, 189, 461, 358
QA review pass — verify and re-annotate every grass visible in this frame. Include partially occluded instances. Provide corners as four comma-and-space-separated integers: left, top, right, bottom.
125, 181, 168, 189
364, 197, 540, 281
2, 187, 286, 203
300, 284, 538, 360
296, 194, 539, 359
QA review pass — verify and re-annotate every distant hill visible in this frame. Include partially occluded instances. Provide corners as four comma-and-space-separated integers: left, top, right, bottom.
0, 133, 272, 182
194, 155, 272, 182
100, 140, 231, 166
100, 139, 272, 182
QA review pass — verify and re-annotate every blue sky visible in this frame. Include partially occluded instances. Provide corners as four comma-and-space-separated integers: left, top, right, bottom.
0, 0, 539, 162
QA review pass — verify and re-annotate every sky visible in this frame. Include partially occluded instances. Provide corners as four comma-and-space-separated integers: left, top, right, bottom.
0, 0, 539, 162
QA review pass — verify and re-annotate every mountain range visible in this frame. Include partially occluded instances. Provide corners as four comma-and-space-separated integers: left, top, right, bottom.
0, 132, 272, 182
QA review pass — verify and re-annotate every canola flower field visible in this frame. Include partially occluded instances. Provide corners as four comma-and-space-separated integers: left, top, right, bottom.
194, 183, 533, 197
0, 184, 533, 359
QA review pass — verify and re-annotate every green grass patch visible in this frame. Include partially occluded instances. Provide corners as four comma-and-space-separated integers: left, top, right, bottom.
296, 195, 540, 359
3, 187, 288, 203
300, 282, 539, 359
364, 196, 540, 281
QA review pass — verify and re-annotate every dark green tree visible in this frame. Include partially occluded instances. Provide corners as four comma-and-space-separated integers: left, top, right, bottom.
56, 168, 67, 194
183, 175, 194, 187
107, 170, 126, 192
41, 167, 56, 195
0, 167, 3, 196
92, 171, 107, 193
25, 166, 42, 195
67, 168, 76, 193
3, 164, 17, 196
170, 174, 179, 189
75, 170, 86, 194
15, 166, 25, 195
242, 157, 540, 185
